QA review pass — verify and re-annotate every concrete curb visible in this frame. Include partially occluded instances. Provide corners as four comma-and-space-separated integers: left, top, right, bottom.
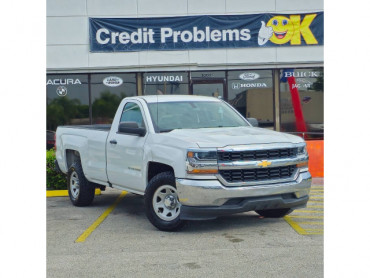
46, 188, 101, 197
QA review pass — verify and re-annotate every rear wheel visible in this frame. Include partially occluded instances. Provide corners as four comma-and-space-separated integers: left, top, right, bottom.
144, 172, 186, 231
67, 161, 95, 206
255, 208, 292, 218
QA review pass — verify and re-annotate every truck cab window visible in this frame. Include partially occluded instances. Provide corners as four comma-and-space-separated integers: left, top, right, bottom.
120, 102, 145, 128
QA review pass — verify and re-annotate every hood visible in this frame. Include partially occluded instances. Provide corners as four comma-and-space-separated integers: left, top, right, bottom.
160, 126, 303, 148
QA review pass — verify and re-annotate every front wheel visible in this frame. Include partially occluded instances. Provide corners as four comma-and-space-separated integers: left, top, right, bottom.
144, 172, 186, 231
255, 208, 292, 218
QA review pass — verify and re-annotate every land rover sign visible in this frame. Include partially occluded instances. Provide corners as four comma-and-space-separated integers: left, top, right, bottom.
103, 76, 123, 87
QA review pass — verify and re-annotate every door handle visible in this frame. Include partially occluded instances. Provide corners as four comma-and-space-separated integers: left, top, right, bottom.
109, 139, 117, 145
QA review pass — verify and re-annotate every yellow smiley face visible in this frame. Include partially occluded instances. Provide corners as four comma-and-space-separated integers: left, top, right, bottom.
267, 16, 295, 44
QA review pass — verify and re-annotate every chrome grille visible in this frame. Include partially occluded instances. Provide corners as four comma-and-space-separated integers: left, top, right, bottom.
217, 148, 298, 162
219, 165, 297, 183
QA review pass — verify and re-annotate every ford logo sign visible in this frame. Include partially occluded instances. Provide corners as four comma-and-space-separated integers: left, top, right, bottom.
103, 76, 123, 87
239, 72, 260, 81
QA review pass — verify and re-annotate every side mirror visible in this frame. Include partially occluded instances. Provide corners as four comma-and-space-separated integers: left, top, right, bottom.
118, 122, 146, 137
247, 118, 259, 127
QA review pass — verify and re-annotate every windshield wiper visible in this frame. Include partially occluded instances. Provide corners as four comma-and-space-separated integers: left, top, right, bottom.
159, 129, 174, 133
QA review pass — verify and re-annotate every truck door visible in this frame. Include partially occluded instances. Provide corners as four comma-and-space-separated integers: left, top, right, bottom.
106, 101, 148, 192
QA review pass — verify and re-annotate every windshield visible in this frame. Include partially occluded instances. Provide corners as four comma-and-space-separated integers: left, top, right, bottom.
148, 101, 249, 132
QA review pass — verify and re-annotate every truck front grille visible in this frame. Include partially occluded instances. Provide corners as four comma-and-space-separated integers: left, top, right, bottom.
219, 165, 296, 183
218, 148, 297, 162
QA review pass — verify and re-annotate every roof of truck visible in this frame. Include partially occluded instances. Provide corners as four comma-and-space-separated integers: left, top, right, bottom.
133, 95, 222, 103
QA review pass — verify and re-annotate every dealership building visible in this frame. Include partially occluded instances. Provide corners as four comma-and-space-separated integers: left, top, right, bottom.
47, 0, 324, 149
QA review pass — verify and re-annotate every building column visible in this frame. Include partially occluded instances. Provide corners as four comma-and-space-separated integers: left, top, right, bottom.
273, 69, 280, 131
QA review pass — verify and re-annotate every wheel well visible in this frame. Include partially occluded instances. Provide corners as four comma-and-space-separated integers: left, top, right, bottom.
147, 162, 174, 183
66, 149, 81, 169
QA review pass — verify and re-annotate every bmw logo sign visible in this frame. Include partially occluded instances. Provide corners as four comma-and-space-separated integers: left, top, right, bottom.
56, 86, 67, 97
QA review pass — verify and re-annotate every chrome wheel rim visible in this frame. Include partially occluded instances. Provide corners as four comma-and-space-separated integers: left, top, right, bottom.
70, 171, 80, 199
153, 185, 181, 221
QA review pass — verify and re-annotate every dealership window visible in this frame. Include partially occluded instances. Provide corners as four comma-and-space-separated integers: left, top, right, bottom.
279, 68, 324, 139
227, 70, 274, 129
46, 74, 89, 131
91, 73, 136, 124
143, 72, 188, 95
191, 71, 226, 98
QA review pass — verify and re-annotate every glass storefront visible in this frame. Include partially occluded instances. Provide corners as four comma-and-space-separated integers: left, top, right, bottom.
279, 68, 324, 139
91, 73, 136, 124
228, 70, 274, 129
46, 74, 89, 131
46, 67, 324, 139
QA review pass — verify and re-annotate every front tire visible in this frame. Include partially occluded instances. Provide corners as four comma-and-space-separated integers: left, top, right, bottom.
67, 161, 95, 207
255, 208, 292, 218
144, 172, 186, 231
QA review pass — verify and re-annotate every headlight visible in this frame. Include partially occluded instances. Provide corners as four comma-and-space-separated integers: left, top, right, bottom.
297, 144, 307, 155
296, 143, 308, 172
186, 149, 218, 174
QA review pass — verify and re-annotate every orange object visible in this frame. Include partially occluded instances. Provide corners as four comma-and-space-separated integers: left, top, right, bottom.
306, 140, 324, 177
187, 169, 218, 174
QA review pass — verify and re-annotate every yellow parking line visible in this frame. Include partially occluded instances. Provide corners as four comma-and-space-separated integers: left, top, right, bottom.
310, 197, 324, 200
289, 215, 323, 219
297, 221, 323, 225
75, 191, 127, 243
293, 210, 323, 214
308, 200, 324, 203
307, 205, 324, 208
284, 216, 306, 235
47, 189, 101, 197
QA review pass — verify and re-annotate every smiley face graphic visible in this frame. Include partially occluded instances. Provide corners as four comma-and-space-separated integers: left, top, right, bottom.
266, 16, 295, 44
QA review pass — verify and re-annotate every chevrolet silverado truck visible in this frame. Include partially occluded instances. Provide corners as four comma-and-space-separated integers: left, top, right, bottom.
55, 95, 311, 231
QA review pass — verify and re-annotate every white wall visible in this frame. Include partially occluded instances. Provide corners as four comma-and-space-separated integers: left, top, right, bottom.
47, 0, 323, 72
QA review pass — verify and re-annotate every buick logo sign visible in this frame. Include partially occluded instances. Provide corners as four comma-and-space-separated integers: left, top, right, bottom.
56, 86, 67, 97
103, 76, 123, 87
239, 72, 260, 81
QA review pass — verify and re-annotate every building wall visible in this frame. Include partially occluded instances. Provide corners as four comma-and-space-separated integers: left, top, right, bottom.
47, 0, 323, 72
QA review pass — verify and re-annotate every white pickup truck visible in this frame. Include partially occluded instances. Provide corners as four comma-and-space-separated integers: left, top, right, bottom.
55, 95, 311, 231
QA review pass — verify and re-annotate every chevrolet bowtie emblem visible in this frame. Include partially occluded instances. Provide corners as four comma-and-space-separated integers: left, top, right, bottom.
257, 160, 272, 167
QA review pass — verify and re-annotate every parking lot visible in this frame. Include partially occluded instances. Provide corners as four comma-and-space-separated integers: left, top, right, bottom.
47, 178, 323, 278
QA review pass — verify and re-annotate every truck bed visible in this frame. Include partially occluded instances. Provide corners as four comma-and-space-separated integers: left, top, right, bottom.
61, 124, 111, 131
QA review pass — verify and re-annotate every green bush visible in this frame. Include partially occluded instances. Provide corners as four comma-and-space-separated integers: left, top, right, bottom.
47, 149, 67, 190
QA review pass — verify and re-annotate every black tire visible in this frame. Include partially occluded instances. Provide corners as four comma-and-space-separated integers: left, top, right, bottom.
255, 208, 292, 218
144, 172, 186, 231
67, 160, 95, 207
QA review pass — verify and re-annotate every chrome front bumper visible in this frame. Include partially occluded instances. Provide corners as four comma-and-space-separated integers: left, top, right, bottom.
176, 171, 312, 207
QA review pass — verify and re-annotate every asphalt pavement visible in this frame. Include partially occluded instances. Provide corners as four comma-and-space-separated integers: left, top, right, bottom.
47, 178, 324, 278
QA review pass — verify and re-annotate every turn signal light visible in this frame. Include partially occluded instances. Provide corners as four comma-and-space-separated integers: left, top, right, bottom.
187, 169, 218, 174
296, 162, 308, 168
187, 151, 194, 158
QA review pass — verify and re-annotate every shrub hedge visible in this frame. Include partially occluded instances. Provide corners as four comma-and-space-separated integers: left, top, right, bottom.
47, 149, 67, 190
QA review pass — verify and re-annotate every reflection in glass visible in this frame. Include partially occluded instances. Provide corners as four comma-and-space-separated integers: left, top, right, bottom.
227, 70, 274, 129
279, 68, 324, 139
148, 101, 248, 132
192, 83, 224, 98
91, 73, 136, 124
46, 74, 89, 131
